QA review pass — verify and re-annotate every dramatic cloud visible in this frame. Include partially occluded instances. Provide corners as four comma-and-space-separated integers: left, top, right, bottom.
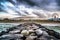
0, 0, 60, 18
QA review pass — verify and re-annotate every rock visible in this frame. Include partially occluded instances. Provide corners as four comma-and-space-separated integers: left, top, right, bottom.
0, 31, 7, 36
21, 30, 29, 36
9, 30, 20, 34
54, 31, 60, 39
29, 29, 34, 33
35, 29, 43, 35
40, 28, 48, 31
26, 35, 37, 40
0, 34, 23, 40
31, 24, 39, 30
17, 24, 22, 27
46, 30, 55, 36
30, 33, 36, 36
21, 36, 26, 40
43, 31, 49, 36
10, 39, 15, 40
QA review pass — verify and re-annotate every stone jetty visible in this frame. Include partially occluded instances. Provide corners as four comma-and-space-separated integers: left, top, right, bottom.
0, 23, 60, 40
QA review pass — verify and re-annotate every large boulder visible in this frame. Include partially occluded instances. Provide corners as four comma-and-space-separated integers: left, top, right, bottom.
21, 30, 29, 36
35, 29, 43, 38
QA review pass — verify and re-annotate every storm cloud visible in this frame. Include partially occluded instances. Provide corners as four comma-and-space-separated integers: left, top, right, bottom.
0, 0, 60, 18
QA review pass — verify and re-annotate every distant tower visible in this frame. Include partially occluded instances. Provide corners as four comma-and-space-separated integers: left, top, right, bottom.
52, 13, 59, 19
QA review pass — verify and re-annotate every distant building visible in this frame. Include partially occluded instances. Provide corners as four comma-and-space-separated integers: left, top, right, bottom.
52, 13, 59, 19
52, 13, 59, 21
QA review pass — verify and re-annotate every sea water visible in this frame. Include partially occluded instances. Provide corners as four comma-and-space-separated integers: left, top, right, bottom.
45, 26, 60, 33
41, 23, 60, 33
0, 23, 19, 32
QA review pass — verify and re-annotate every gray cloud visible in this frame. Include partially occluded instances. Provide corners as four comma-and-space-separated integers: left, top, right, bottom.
16, 0, 60, 11
0, 0, 60, 18
0, 0, 60, 11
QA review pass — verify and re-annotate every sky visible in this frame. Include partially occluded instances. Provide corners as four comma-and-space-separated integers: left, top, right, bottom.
0, 0, 60, 18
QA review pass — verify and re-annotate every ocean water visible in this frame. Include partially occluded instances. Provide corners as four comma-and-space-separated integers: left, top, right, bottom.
45, 26, 60, 33
0, 23, 19, 32
41, 23, 60, 33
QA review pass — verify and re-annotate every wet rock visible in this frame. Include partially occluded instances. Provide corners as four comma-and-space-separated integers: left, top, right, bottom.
9, 30, 20, 34
46, 30, 55, 36
10, 39, 15, 40
0, 34, 23, 40
0, 31, 7, 36
26, 35, 37, 40
17, 24, 22, 26
21, 35, 26, 40
29, 29, 34, 33
6, 27, 18, 32
35, 29, 43, 35
54, 31, 60, 39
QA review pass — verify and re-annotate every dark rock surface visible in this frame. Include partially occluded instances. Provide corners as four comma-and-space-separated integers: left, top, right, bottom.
0, 23, 60, 40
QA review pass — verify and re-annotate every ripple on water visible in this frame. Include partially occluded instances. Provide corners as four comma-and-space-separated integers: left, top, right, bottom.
45, 26, 60, 33
0, 23, 19, 32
